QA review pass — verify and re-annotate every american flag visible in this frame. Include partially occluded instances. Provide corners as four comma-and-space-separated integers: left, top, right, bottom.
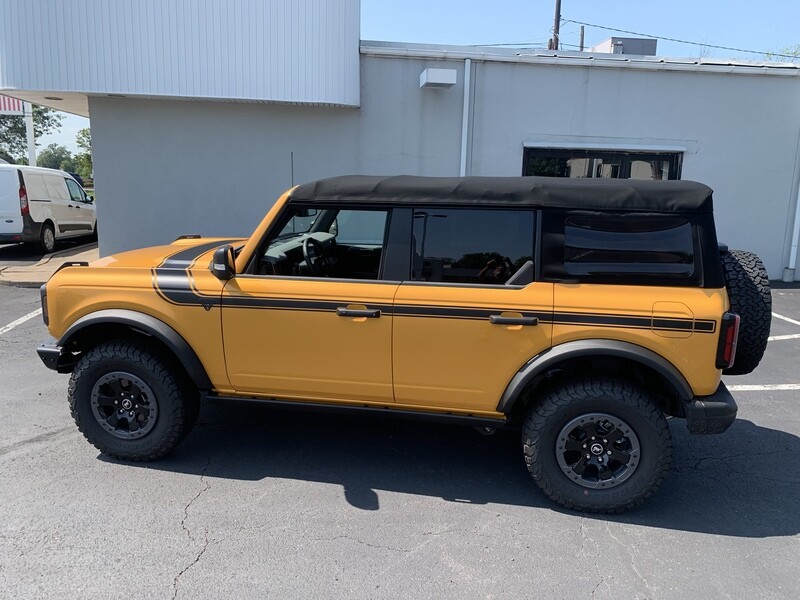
0, 95, 24, 115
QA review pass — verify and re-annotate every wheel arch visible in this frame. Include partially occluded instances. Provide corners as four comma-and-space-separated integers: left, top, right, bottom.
497, 339, 693, 418
58, 309, 212, 391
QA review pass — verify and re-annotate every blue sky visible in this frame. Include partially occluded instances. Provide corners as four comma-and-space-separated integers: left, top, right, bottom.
43, 0, 800, 153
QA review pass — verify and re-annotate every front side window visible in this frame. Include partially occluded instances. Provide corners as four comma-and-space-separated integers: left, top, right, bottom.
66, 178, 84, 202
256, 205, 390, 280
411, 209, 535, 286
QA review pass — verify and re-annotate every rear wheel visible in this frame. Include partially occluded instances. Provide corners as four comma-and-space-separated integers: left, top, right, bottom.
522, 378, 672, 513
40, 222, 55, 254
68, 340, 199, 460
721, 249, 771, 375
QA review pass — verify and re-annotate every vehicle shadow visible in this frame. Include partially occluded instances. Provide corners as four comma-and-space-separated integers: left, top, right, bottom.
114, 403, 800, 539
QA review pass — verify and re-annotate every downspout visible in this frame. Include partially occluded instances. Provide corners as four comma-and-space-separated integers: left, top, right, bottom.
785, 186, 800, 281
785, 128, 800, 282
459, 58, 472, 177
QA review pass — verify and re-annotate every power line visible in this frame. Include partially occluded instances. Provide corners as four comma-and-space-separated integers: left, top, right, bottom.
562, 18, 800, 59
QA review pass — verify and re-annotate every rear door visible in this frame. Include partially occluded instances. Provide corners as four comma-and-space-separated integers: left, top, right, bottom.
392, 207, 553, 414
0, 168, 21, 236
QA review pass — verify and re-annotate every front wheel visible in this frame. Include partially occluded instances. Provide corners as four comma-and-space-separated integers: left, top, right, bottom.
522, 379, 672, 513
68, 340, 199, 460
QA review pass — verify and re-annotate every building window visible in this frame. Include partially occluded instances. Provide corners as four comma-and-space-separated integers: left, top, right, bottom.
523, 148, 682, 180
411, 209, 535, 286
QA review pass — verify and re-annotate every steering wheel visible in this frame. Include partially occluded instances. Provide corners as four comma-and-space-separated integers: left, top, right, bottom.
302, 237, 331, 277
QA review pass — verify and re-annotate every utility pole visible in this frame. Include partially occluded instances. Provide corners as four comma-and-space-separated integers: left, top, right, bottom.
579, 25, 585, 52
23, 102, 36, 166
551, 0, 562, 51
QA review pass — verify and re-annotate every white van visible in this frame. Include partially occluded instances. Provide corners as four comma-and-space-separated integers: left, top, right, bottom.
0, 165, 96, 253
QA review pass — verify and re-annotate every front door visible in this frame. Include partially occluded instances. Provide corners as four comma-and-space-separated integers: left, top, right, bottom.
393, 207, 553, 414
221, 206, 397, 404
65, 178, 95, 234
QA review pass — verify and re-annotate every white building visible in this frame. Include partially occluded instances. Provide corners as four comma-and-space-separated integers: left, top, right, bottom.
2, 0, 799, 280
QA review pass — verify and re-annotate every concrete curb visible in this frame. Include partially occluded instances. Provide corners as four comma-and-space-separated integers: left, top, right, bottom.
0, 243, 99, 288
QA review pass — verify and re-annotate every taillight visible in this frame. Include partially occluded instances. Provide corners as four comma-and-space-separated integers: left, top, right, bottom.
716, 312, 740, 369
19, 186, 29, 216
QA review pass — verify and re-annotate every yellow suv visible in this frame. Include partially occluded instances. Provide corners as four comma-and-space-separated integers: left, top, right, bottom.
37, 176, 771, 513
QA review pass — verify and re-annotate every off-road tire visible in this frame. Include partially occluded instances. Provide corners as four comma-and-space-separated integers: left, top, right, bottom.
68, 340, 199, 460
721, 249, 771, 375
40, 221, 56, 254
522, 378, 672, 513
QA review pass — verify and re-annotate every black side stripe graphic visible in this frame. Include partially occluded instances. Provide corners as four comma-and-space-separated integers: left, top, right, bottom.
150, 244, 716, 334
153, 240, 238, 307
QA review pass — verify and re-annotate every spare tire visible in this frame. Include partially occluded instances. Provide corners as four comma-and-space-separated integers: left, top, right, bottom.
720, 249, 771, 375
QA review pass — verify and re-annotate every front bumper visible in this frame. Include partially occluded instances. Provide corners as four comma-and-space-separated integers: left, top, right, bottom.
37, 341, 78, 373
683, 382, 737, 435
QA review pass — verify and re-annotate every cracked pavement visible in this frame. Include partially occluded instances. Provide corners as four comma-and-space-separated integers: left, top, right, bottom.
1, 285, 799, 599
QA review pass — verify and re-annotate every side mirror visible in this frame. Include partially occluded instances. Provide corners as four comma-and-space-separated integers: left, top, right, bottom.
210, 244, 236, 281
86, 195, 94, 203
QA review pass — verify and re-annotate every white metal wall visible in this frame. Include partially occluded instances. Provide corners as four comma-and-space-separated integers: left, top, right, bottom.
0, 0, 360, 106
90, 53, 800, 279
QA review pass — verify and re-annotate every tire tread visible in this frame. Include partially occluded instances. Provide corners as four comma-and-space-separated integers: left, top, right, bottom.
68, 339, 197, 461
522, 378, 672, 513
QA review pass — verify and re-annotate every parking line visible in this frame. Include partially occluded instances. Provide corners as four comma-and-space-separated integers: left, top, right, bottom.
773, 312, 800, 327
727, 383, 800, 392
0, 308, 43, 336
768, 333, 800, 341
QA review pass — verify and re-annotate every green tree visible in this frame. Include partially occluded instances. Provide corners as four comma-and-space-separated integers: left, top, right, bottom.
74, 127, 92, 179
0, 105, 63, 160
37, 143, 73, 170
765, 45, 800, 62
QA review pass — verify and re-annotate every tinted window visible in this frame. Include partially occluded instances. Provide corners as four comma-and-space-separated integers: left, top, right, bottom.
564, 215, 694, 277
523, 148, 682, 180
412, 209, 534, 286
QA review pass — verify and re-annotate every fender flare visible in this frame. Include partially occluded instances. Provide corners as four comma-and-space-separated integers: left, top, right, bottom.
496, 339, 693, 414
59, 309, 212, 390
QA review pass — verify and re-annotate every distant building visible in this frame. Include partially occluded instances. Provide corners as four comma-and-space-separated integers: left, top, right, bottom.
589, 37, 658, 56
1, 0, 799, 280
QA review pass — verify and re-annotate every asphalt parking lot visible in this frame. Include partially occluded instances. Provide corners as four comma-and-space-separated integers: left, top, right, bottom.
1, 284, 799, 600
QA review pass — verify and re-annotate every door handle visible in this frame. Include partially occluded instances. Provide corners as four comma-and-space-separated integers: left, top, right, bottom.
337, 307, 381, 318
489, 315, 539, 326
68, 204, 74, 208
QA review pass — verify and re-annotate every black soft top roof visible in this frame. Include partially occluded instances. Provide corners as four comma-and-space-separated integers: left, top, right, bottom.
290, 175, 714, 213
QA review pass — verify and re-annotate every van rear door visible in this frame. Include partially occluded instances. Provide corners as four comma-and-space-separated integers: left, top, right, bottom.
0, 168, 22, 236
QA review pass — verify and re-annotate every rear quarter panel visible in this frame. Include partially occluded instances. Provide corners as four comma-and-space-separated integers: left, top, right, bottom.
553, 283, 728, 396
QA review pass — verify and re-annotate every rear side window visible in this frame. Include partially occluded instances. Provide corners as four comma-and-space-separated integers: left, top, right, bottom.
563, 215, 695, 278
23, 173, 48, 199
411, 209, 535, 286
42, 175, 70, 201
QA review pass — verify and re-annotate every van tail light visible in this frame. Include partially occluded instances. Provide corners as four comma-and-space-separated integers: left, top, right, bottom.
19, 186, 29, 216
716, 312, 740, 369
